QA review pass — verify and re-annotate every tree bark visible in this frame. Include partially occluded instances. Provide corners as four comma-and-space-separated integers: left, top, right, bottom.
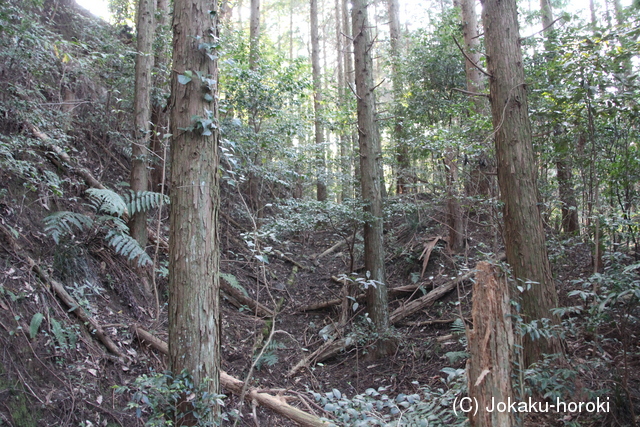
457, 0, 493, 199
149, 0, 170, 194
336, 0, 350, 202
342, 0, 360, 196
481, 0, 562, 366
249, 0, 261, 68
169, 0, 222, 422
444, 148, 465, 252
129, 0, 156, 246
352, 0, 393, 357
311, 0, 327, 201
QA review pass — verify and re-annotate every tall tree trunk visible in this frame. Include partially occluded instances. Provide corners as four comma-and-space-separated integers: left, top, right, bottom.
168, 0, 221, 422
481, 0, 562, 367
249, 0, 261, 68
248, 0, 263, 216
459, 0, 485, 101
149, 0, 169, 194
444, 149, 465, 252
589, 0, 598, 28
129, 0, 156, 246
336, 0, 350, 202
458, 0, 492, 198
311, 0, 327, 201
540, 0, 580, 235
342, 0, 359, 196
289, 0, 295, 60
352, 0, 393, 357
387, 0, 410, 195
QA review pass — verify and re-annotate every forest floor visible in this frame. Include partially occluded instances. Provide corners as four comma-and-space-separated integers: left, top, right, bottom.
0, 3, 639, 425
2, 149, 639, 426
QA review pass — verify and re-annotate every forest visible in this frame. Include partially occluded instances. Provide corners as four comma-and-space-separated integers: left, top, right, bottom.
0, 0, 639, 425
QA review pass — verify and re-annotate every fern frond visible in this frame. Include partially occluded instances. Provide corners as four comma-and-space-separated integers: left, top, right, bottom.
86, 188, 127, 217
44, 211, 93, 244
124, 190, 170, 216
220, 272, 247, 297
95, 215, 129, 233
105, 230, 152, 267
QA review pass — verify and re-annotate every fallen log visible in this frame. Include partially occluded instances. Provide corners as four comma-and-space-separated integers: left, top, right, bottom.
389, 253, 506, 324
220, 276, 274, 318
289, 254, 506, 375
297, 282, 425, 312
133, 327, 329, 427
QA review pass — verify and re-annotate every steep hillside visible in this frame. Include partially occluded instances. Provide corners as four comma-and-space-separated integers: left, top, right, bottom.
0, 1, 639, 427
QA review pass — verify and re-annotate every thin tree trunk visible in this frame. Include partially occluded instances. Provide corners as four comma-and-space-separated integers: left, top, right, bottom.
589, 0, 598, 28
458, 0, 492, 198
336, 0, 350, 202
444, 148, 465, 252
539, 0, 580, 235
311, 0, 327, 201
387, 0, 410, 195
481, 0, 562, 367
352, 0, 393, 357
149, 0, 169, 194
249, 0, 261, 68
168, 0, 221, 422
129, 0, 156, 246
342, 0, 359, 196
248, 0, 263, 216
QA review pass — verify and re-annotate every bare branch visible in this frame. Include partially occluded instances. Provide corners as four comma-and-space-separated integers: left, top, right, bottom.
453, 36, 492, 78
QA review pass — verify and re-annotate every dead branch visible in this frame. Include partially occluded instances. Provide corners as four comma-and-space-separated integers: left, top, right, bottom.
288, 336, 350, 377
30, 259, 127, 359
289, 254, 506, 374
297, 282, 424, 312
311, 240, 347, 262
402, 318, 465, 327
452, 87, 489, 98
420, 236, 442, 278
0, 223, 127, 359
452, 36, 491, 78
132, 327, 329, 427
221, 276, 274, 317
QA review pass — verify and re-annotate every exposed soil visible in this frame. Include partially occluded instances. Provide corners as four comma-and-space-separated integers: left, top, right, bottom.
1, 2, 639, 426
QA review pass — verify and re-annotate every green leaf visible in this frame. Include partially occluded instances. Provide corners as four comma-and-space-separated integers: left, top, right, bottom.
178, 71, 193, 85
29, 313, 44, 339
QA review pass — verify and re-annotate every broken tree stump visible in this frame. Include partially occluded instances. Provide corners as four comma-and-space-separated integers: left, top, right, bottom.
466, 261, 516, 427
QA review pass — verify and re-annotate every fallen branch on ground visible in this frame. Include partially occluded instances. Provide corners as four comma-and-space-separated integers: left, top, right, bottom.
289, 254, 506, 375
402, 318, 467, 327
297, 282, 425, 312
0, 224, 127, 359
390, 253, 505, 324
221, 276, 274, 317
133, 326, 329, 427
